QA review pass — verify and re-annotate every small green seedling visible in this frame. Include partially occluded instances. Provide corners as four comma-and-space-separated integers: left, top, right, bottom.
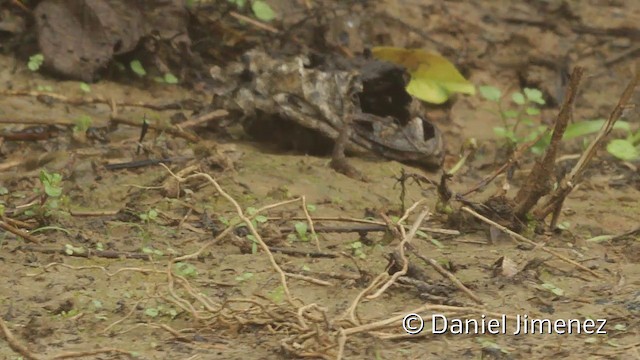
228, 0, 276, 21
174, 262, 198, 278
141, 246, 164, 256
37, 85, 53, 92
349, 241, 366, 259
235, 272, 254, 282
294, 221, 308, 241
144, 305, 177, 319
74, 115, 92, 133
28, 53, 44, 71
139, 208, 158, 223
606, 127, 640, 161
79, 82, 91, 93
246, 234, 259, 254
130, 60, 146, 77
32, 169, 67, 222
479, 85, 547, 152
540, 282, 564, 296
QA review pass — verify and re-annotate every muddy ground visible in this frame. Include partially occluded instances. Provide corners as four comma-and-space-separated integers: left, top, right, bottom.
1, 0, 639, 359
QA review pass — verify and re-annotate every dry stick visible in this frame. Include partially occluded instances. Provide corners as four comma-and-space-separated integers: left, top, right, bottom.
301, 196, 321, 251
0, 219, 41, 243
408, 248, 484, 305
36, 263, 165, 278
177, 109, 229, 128
284, 272, 333, 286
367, 203, 431, 300
535, 66, 640, 219
102, 299, 144, 335
0, 116, 76, 126
461, 206, 601, 278
21, 245, 156, 260
166, 267, 207, 320
342, 304, 507, 336
338, 272, 389, 324
272, 216, 459, 235
514, 67, 584, 219
165, 167, 295, 305
51, 348, 133, 359
0, 317, 41, 360
460, 130, 548, 197
110, 116, 200, 143
229, 11, 279, 33
0, 89, 198, 111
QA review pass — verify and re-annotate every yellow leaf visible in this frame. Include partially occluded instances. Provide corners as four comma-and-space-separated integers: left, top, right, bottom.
371, 47, 475, 104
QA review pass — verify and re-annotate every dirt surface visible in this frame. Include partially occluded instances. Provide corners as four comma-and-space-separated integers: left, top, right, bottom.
1, 1, 639, 359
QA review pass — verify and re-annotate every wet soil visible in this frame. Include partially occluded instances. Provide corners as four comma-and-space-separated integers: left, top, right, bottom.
1, 1, 639, 359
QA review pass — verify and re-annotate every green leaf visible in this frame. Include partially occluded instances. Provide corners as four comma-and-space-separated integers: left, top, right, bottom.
268, 285, 285, 304
255, 215, 268, 223
0, 186, 9, 195
586, 235, 614, 243
502, 109, 519, 119
28, 53, 44, 71
74, 115, 92, 132
92, 299, 103, 309
521, 118, 535, 126
174, 262, 198, 278
252, 1, 275, 22
524, 88, 545, 105
294, 222, 308, 240
541, 282, 564, 296
235, 272, 253, 282
478, 85, 502, 102
246, 207, 258, 216
130, 60, 146, 77
372, 47, 475, 104
607, 139, 639, 161
525, 107, 540, 116
40, 170, 63, 197
306, 204, 317, 212
228, 0, 246, 8
163, 73, 178, 84
511, 92, 525, 105
37, 85, 53, 92
563, 120, 630, 140
79, 82, 91, 93
144, 308, 159, 317
493, 126, 507, 137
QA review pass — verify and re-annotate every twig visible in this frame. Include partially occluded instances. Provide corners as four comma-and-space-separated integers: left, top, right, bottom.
367, 203, 431, 299
513, 67, 584, 219
535, 65, 640, 219
342, 304, 506, 336
302, 196, 321, 251
229, 11, 279, 33
408, 247, 484, 305
177, 109, 229, 128
0, 89, 200, 111
338, 273, 389, 324
51, 348, 133, 359
284, 272, 333, 286
0, 219, 41, 243
110, 116, 200, 142
460, 130, 548, 197
0, 317, 41, 360
163, 166, 296, 305
19, 245, 161, 260
270, 216, 459, 235
461, 206, 601, 278
269, 246, 338, 258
